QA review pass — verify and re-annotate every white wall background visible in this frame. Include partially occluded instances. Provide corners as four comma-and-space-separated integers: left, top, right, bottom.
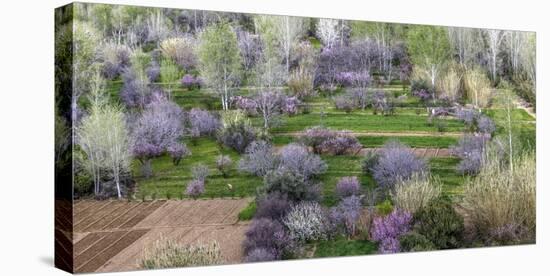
0, 0, 547, 275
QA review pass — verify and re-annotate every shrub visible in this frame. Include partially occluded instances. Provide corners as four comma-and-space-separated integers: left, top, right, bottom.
413, 200, 464, 249
464, 67, 492, 107
334, 95, 354, 113
361, 151, 379, 174
215, 155, 232, 177
370, 209, 412, 254
191, 164, 210, 181
255, 192, 292, 221
167, 143, 191, 166
181, 74, 202, 89
244, 248, 277, 263
188, 108, 219, 137
372, 141, 427, 188
120, 69, 152, 109
279, 144, 327, 179
238, 141, 279, 177
263, 169, 321, 202
462, 153, 535, 243
329, 196, 363, 236
477, 115, 496, 135
399, 232, 436, 252
335, 176, 361, 198
391, 173, 441, 214
243, 218, 288, 259
140, 239, 223, 269
301, 126, 336, 154
185, 179, 205, 199
451, 135, 488, 175
283, 201, 330, 243
318, 131, 362, 155
217, 111, 257, 153
437, 66, 462, 101
146, 61, 161, 82
100, 43, 131, 80
455, 108, 481, 131
282, 96, 301, 115
288, 66, 316, 99
232, 96, 257, 116
160, 36, 197, 70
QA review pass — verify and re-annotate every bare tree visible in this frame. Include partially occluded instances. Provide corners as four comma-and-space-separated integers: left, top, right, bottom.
484, 29, 505, 82
317, 18, 339, 49
253, 90, 284, 129
448, 27, 482, 68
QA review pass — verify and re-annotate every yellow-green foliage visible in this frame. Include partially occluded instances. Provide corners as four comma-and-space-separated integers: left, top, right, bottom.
141, 239, 224, 269
391, 173, 442, 214
437, 66, 462, 100
462, 153, 536, 240
464, 67, 492, 107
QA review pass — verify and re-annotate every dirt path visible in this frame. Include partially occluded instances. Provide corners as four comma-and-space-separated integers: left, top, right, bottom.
275, 131, 463, 137
360, 147, 451, 158
72, 198, 252, 273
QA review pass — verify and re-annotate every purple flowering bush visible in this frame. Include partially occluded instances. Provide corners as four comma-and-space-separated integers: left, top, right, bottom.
318, 131, 362, 155
167, 143, 190, 166
254, 192, 292, 221
370, 209, 413, 253
301, 126, 337, 154
215, 155, 232, 178
181, 74, 202, 89
188, 108, 220, 137
372, 141, 427, 188
238, 140, 279, 177
232, 96, 258, 116
335, 176, 361, 198
244, 248, 277, 263
283, 201, 331, 243
282, 96, 301, 115
243, 218, 289, 260
451, 135, 488, 175
329, 195, 363, 236
279, 144, 327, 179
185, 179, 205, 199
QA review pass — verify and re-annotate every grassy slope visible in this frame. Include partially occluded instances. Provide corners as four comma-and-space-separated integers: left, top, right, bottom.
313, 238, 377, 257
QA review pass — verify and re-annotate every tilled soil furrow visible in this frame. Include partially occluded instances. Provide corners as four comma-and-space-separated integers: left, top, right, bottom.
84, 202, 141, 232
196, 200, 227, 225
74, 202, 127, 232
149, 201, 196, 227
74, 201, 111, 222
120, 201, 166, 229
74, 232, 106, 255
73, 201, 115, 226
202, 200, 241, 224
76, 229, 150, 273
103, 202, 151, 230
74, 231, 127, 269
221, 200, 251, 224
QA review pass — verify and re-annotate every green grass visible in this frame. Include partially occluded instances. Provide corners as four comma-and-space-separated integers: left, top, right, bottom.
267, 112, 464, 133
429, 157, 467, 197
134, 138, 263, 199
238, 201, 257, 221
272, 135, 458, 148
313, 238, 377, 257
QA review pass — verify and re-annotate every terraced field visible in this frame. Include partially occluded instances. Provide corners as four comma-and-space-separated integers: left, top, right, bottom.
72, 198, 252, 273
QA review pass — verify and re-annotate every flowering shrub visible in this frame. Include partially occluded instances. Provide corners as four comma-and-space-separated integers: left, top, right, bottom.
100, 43, 131, 80
361, 151, 379, 174
244, 248, 277, 263
288, 66, 316, 99
185, 179, 205, 199
215, 155, 232, 177
413, 200, 464, 249
279, 144, 327, 179
451, 135, 488, 175
181, 74, 202, 89
283, 202, 330, 243
412, 89, 432, 102
334, 95, 354, 113
477, 115, 496, 135
232, 96, 258, 116
329, 196, 363, 236
263, 169, 321, 202
254, 192, 292, 221
217, 111, 257, 153
335, 176, 361, 198
188, 108, 219, 137
282, 96, 301, 115
121, 69, 152, 109
167, 143, 191, 166
318, 131, 362, 155
456, 108, 481, 131
370, 209, 412, 253
146, 61, 161, 82
238, 141, 278, 177
301, 126, 337, 154
243, 218, 289, 259
372, 141, 427, 188
191, 164, 210, 181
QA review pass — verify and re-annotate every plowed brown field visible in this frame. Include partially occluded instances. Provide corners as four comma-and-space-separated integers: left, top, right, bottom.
72, 198, 252, 273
